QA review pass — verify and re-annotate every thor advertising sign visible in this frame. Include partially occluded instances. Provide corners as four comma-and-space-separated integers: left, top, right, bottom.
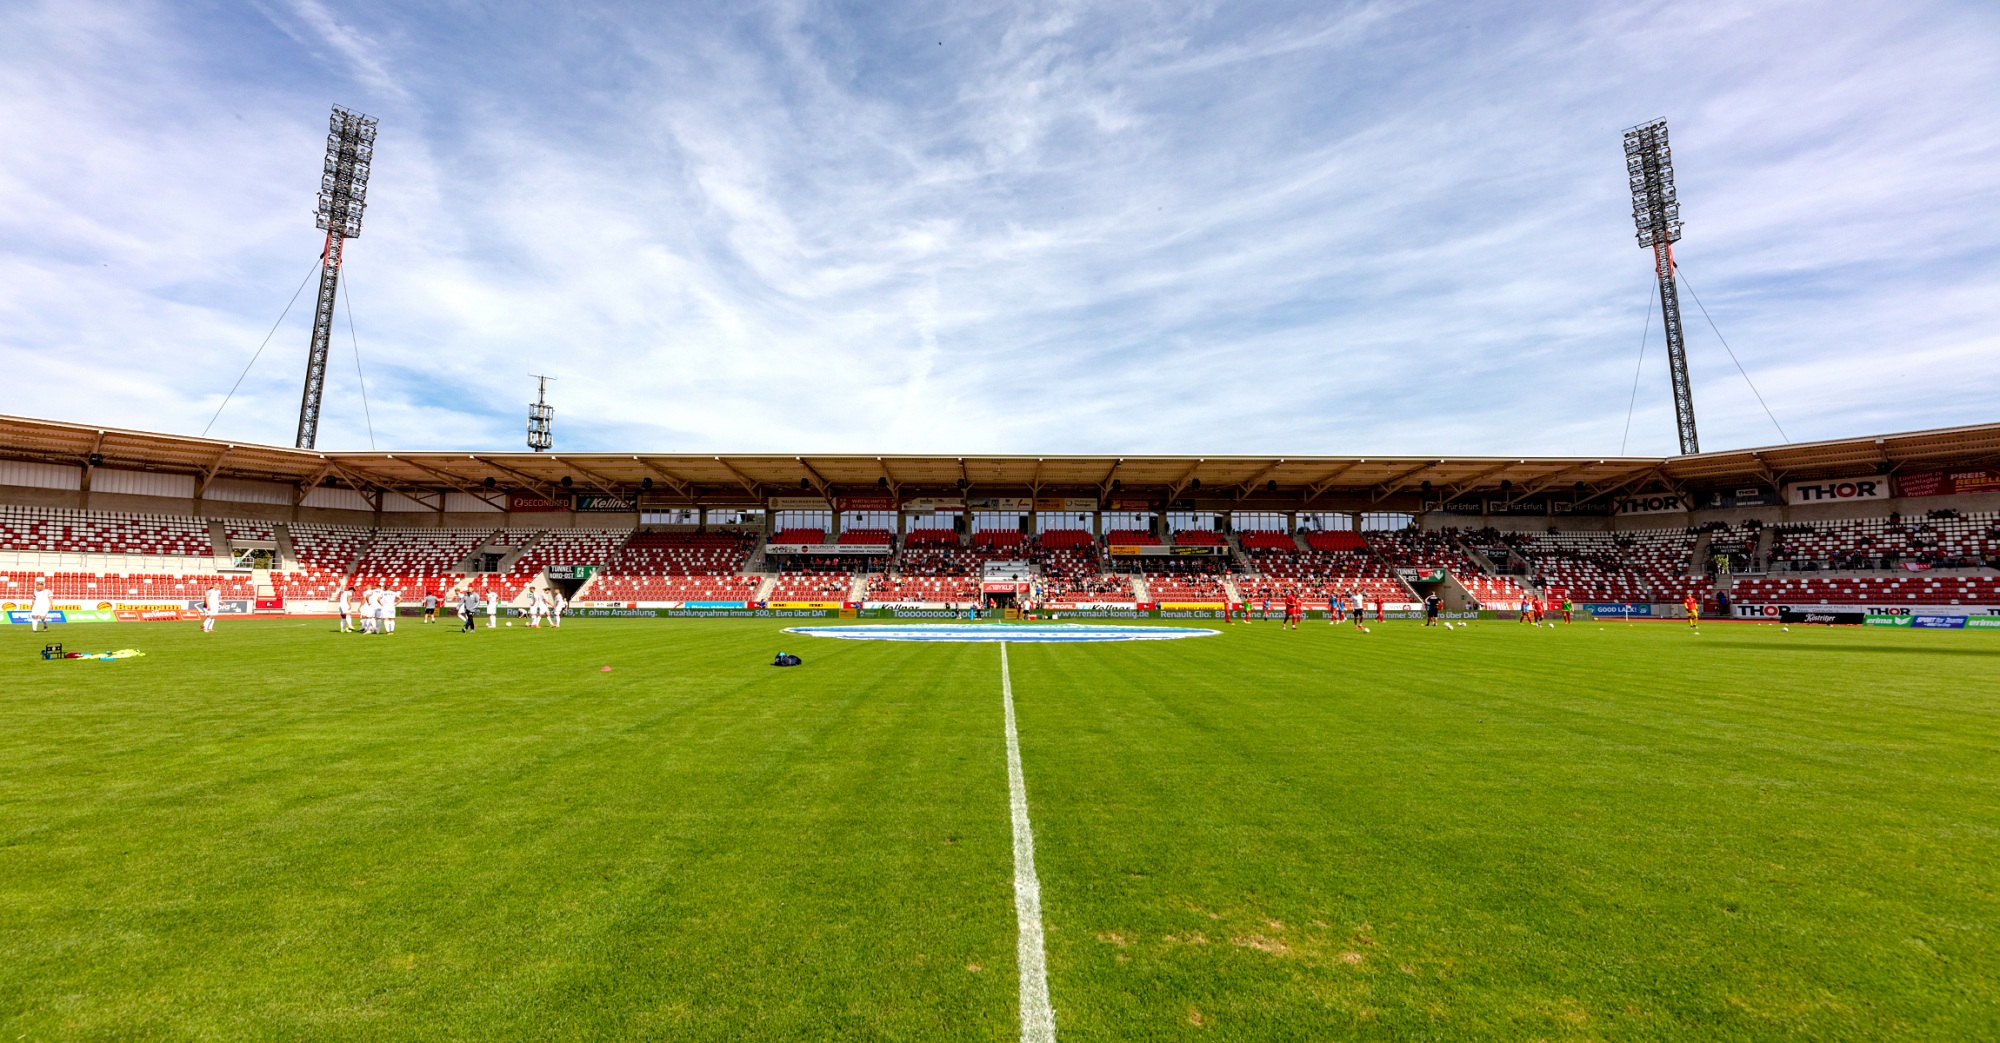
1615, 493, 1687, 515
1783, 478, 1890, 505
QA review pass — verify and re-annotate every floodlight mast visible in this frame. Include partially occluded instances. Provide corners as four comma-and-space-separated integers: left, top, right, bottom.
295, 105, 377, 450
1624, 119, 1698, 455
527, 375, 555, 451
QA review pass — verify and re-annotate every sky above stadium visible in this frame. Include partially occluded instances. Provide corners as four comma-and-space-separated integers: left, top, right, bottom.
2, 1, 1996, 459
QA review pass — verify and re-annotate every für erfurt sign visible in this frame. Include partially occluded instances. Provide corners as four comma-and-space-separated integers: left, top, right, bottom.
1783, 478, 1890, 505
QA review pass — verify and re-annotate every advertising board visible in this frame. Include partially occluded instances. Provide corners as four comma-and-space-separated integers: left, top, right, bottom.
508, 491, 570, 512
1778, 607, 1866, 625
1895, 469, 2000, 499
768, 496, 830, 511
1783, 478, 1890, 505
1615, 493, 1689, 515
1584, 603, 1653, 617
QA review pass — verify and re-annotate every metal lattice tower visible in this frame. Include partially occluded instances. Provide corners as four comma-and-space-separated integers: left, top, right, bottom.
527, 375, 555, 451
1624, 119, 1698, 455
296, 106, 377, 450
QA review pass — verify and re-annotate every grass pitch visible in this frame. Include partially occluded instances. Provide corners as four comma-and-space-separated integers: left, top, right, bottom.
2, 616, 1996, 1040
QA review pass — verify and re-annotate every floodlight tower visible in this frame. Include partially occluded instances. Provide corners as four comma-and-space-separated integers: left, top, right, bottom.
1623, 119, 1698, 455
527, 375, 555, 451
296, 105, 378, 450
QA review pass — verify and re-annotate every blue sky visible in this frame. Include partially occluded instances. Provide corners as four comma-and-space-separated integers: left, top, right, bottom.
2, 0, 1995, 457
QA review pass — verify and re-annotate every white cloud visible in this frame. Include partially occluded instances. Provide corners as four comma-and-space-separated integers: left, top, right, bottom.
0, 0, 1994, 459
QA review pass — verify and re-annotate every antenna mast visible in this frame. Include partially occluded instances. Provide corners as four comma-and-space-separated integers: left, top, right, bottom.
527, 375, 555, 451
1623, 118, 1698, 455
296, 105, 377, 450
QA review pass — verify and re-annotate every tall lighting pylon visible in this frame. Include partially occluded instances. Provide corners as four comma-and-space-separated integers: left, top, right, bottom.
296, 105, 378, 450
527, 375, 555, 451
1623, 118, 1698, 455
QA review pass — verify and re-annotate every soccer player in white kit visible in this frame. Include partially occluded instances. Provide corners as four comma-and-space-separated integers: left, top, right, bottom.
362, 589, 380, 634
29, 578, 52, 632
552, 592, 567, 628
337, 586, 354, 633
384, 589, 399, 633
487, 588, 499, 628
202, 583, 221, 632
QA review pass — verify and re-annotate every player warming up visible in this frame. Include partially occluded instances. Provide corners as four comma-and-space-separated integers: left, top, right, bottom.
29, 578, 52, 632
201, 583, 221, 633
1685, 592, 1700, 629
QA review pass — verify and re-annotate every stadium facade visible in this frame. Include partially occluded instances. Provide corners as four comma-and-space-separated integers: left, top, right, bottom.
0, 413, 1995, 625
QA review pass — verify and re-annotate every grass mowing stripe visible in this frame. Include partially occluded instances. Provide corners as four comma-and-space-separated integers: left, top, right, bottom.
1001, 644, 1058, 1043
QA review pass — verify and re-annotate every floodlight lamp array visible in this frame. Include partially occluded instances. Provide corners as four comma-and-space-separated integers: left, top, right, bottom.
314, 105, 377, 239
1622, 118, 1681, 249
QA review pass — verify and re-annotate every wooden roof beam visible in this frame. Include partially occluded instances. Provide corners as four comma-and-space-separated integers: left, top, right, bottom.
1233, 459, 1284, 501
712, 457, 763, 499
1305, 460, 1364, 500
1369, 461, 1439, 504
471, 456, 568, 502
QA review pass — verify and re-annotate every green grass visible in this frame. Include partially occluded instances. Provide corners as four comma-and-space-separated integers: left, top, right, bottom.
2, 616, 1996, 1040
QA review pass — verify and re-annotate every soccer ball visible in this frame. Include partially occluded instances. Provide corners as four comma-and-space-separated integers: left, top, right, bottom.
506, 621, 513, 627
1363, 627, 1371, 633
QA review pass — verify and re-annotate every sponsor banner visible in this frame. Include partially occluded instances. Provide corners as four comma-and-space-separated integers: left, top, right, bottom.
575, 495, 634, 512
1704, 486, 1778, 509
1968, 616, 2000, 630
545, 564, 599, 580
1616, 493, 1689, 515
1584, 603, 1653, 617
115, 608, 193, 622
901, 497, 966, 513
1033, 497, 1098, 512
1551, 499, 1612, 516
1911, 614, 1969, 629
1896, 469, 2000, 499
835, 495, 898, 511
184, 599, 254, 615
1784, 478, 1890, 505
508, 491, 570, 513
1865, 614, 1913, 627
1486, 497, 1548, 515
1779, 607, 1867, 626
1107, 498, 1162, 511
766, 543, 890, 555
982, 581, 1026, 594
768, 496, 830, 511
1397, 567, 1449, 583
968, 496, 1033, 511
1107, 544, 1227, 557
5, 609, 117, 624
683, 601, 747, 609
1421, 498, 1485, 514
1160, 601, 1226, 610
771, 601, 846, 610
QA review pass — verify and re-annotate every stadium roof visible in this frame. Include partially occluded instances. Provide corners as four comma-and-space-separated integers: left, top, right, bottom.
0, 413, 1994, 510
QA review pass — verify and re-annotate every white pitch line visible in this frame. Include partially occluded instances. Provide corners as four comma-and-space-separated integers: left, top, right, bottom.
1001, 644, 1057, 1043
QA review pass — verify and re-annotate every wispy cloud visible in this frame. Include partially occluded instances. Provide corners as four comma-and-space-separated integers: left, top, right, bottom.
1, 0, 1995, 458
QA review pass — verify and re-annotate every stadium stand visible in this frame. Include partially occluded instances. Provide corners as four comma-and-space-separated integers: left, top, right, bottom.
1104, 529, 1160, 546
771, 528, 827, 545
1733, 573, 2000, 606
589, 531, 758, 603
836, 528, 894, 547
350, 528, 491, 599
1172, 529, 1226, 547
0, 506, 211, 556
1515, 527, 1704, 604
220, 519, 277, 542
902, 527, 961, 548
